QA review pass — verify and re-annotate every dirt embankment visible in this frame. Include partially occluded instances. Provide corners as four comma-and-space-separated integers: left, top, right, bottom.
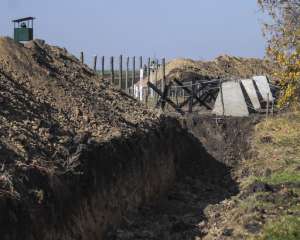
0, 37, 285, 240
107, 115, 258, 240
182, 115, 260, 167
0, 37, 213, 239
162, 56, 273, 82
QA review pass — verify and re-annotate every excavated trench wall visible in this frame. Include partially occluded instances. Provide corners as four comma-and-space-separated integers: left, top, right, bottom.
0, 115, 258, 240
181, 114, 259, 167
0, 117, 203, 240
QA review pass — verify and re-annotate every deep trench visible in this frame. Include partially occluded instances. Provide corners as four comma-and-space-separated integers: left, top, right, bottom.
104, 115, 257, 240
0, 115, 257, 240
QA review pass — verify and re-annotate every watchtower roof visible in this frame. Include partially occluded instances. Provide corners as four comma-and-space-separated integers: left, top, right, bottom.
12, 17, 35, 23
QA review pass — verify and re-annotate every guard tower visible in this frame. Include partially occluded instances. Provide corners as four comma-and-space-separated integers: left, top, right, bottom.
12, 17, 35, 42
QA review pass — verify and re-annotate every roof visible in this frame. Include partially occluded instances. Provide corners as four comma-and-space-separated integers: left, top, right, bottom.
12, 17, 35, 23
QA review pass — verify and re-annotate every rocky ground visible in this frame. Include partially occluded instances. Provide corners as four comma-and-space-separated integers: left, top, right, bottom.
1, 37, 297, 240
0, 37, 158, 202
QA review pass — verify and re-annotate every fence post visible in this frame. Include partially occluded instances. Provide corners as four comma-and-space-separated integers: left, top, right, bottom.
146, 57, 151, 106
161, 58, 166, 111
139, 56, 143, 70
80, 51, 84, 64
119, 55, 123, 89
101, 56, 105, 80
93, 55, 97, 71
189, 79, 195, 113
266, 93, 270, 119
132, 56, 136, 96
154, 59, 159, 101
220, 79, 225, 117
162, 58, 166, 93
110, 56, 114, 85
126, 57, 129, 92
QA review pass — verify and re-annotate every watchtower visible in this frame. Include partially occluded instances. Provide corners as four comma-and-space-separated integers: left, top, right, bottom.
12, 17, 35, 42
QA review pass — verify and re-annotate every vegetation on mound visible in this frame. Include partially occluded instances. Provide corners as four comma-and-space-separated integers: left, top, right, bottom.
257, 216, 300, 240
204, 112, 300, 239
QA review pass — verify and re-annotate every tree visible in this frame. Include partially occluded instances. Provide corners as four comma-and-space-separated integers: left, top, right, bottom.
258, 0, 300, 107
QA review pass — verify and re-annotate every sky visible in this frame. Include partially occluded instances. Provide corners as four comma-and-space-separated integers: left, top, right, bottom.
1, 0, 267, 64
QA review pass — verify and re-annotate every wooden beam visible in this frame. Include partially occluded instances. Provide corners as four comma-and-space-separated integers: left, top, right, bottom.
148, 82, 184, 115
174, 79, 212, 110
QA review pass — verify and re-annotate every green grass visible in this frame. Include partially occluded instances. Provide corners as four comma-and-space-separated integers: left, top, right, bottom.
260, 171, 300, 185
228, 112, 300, 239
258, 216, 300, 240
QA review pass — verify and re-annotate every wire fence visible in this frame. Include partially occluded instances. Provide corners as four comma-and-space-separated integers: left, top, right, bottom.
78, 52, 278, 117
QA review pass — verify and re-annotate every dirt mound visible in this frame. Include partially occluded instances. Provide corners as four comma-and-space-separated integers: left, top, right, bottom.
0, 37, 158, 199
163, 55, 273, 81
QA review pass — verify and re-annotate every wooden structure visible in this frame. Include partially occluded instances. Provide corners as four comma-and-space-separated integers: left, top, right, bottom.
148, 78, 219, 115
78, 53, 220, 115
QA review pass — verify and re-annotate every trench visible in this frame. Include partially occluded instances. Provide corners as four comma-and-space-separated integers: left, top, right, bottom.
103, 115, 257, 240
0, 115, 257, 240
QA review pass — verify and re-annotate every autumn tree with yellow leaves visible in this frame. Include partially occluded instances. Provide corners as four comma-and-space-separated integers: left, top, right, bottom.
258, 0, 300, 107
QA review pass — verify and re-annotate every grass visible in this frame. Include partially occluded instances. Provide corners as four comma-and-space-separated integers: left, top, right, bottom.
257, 216, 300, 240
242, 111, 300, 239
260, 171, 300, 185
240, 111, 300, 176
210, 111, 300, 240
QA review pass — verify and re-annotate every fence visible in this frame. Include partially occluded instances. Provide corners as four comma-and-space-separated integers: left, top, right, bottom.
79, 52, 276, 117
79, 52, 222, 115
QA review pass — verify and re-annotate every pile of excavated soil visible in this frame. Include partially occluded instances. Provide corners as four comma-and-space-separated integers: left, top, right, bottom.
0, 37, 158, 200
162, 55, 273, 82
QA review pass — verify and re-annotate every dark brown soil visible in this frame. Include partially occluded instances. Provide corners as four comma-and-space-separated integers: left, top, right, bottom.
164, 56, 273, 83
0, 37, 269, 240
0, 37, 163, 239
105, 115, 258, 240
0, 37, 159, 198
